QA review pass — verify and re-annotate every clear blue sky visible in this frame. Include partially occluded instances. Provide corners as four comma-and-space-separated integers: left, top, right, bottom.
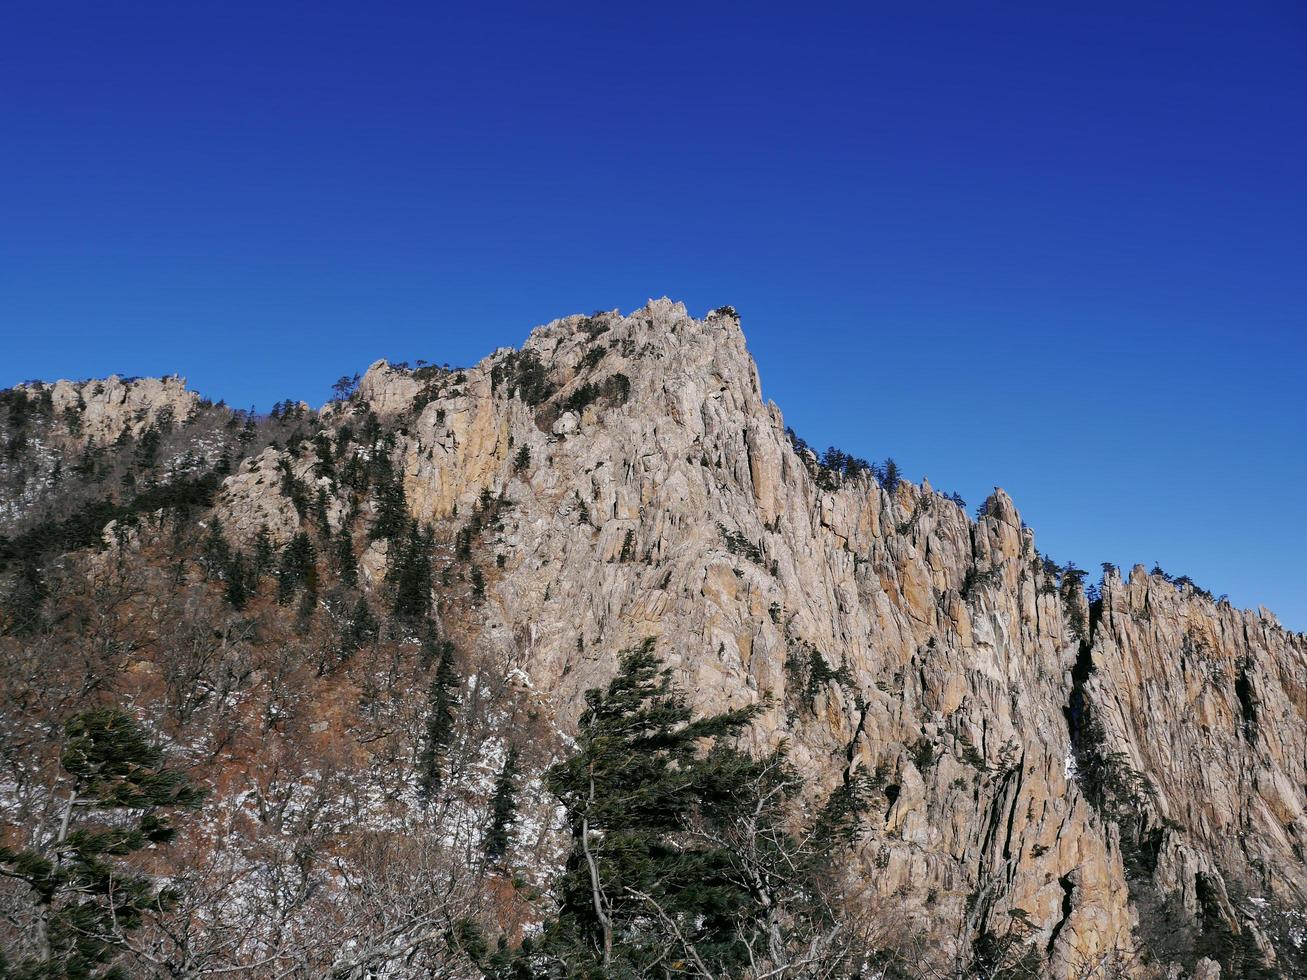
2, 2, 1304, 628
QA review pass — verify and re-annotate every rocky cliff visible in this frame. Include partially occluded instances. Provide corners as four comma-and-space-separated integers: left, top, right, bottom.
1, 300, 1303, 978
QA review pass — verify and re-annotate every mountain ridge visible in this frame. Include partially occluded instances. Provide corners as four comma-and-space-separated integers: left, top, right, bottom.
9, 299, 1294, 633
1, 299, 1303, 977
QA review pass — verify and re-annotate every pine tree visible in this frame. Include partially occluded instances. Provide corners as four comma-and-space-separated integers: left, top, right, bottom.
296, 586, 318, 624
340, 596, 379, 660
133, 425, 161, 469
419, 631, 453, 671
252, 525, 274, 578
881, 457, 902, 491
391, 522, 433, 618
278, 460, 309, 518
277, 532, 316, 604
225, 552, 251, 610
418, 640, 460, 801
314, 485, 332, 536
202, 517, 231, 578
72, 440, 96, 478
311, 432, 336, 480
332, 373, 361, 402
335, 528, 358, 587
0, 707, 203, 976
510, 640, 872, 977
484, 746, 520, 863
369, 460, 408, 542
4, 557, 46, 635
531, 639, 772, 975
359, 410, 383, 451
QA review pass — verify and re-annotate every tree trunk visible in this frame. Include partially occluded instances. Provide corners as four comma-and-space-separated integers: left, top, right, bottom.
582, 771, 612, 967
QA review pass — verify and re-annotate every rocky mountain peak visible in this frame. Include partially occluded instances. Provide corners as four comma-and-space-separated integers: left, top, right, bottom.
1, 302, 1302, 978
24, 373, 199, 447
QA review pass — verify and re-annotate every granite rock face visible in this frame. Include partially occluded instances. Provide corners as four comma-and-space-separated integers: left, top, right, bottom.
46, 374, 199, 447
0, 375, 203, 529
13, 301, 1304, 976
214, 446, 309, 547
259, 299, 1295, 975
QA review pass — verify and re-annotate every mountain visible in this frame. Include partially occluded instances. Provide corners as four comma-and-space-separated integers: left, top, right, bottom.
1, 300, 1303, 978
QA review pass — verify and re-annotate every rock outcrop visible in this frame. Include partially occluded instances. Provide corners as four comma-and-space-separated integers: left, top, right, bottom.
5, 300, 1303, 977
44, 374, 199, 447
243, 298, 1295, 975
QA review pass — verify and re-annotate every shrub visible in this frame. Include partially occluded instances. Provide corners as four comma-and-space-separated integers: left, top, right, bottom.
491, 350, 555, 406
718, 523, 763, 564
910, 738, 936, 771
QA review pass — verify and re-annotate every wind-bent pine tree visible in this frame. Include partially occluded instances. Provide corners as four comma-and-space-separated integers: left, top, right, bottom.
0, 707, 203, 978
521, 638, 842, 978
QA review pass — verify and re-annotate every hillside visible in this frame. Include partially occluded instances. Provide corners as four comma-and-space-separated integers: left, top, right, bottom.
1, 300, 1303, 978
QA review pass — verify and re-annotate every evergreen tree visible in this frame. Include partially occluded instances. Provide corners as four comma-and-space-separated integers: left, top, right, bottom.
358, 410, 383, 451
133, 425, 161, 469
369, 461, 408, 542
313, 485, 332, 536
390, 522, 433, 618
335, 528, 358, 587
4, 557, 46, 635
418, 640, 460, 801
331, 373, 360, 402
881, 457, 902, 491
296, 587, 318, 624
0, 708, 203, 977
311, 432, 336, 480
278, 461, 309, 519
224, 552, 251, 610
277, 532, 317, 604
456, 523, 474, 560
72, 441, 97, 479
484, 746, 520, 863
420, 633, 455, 671
252, 525, 274, 578
531, 639, 778, 976
508, 641, 872, 977
202, 517, 231, 578
340, 596, 379, 660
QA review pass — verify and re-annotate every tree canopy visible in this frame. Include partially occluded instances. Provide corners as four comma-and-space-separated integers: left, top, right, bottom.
0, 707, 203, 978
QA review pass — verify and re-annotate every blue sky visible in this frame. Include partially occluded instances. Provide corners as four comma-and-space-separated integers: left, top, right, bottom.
2, 2, 1304, 628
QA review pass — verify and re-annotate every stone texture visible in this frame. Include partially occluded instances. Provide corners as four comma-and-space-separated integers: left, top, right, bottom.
42, 374, 198, 446
214, 446, 304, 547
54, 300, 1305, 976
